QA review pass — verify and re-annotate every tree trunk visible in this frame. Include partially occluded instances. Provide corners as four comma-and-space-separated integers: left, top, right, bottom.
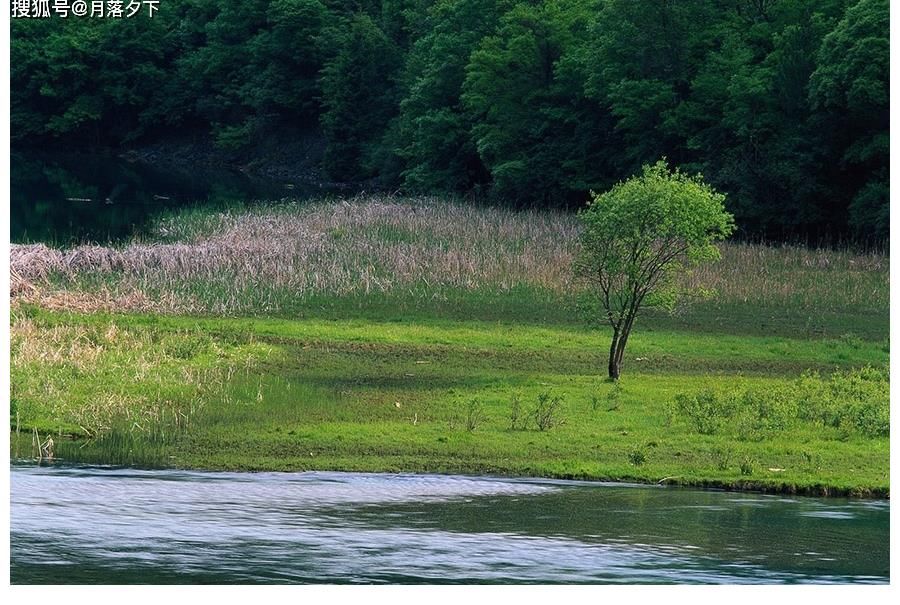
608, 319, 634, 381
614, 331, 629, 374
608, 328, 621, 380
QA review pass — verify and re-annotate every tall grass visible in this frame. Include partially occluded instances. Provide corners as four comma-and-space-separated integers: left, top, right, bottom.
10, 195, 889, 322
687, 242, 888, 311
10, 312, 274, 456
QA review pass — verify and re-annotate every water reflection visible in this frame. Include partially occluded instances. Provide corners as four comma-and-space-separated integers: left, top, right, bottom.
11, 152, 323, 245
10, 466, 889, 584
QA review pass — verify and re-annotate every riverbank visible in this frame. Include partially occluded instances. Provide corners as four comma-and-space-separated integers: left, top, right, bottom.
11, 307, 889, 498
9, 198, 890, 497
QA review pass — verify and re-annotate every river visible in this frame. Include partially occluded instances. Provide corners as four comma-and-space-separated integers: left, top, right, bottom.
10, 464, 889, 584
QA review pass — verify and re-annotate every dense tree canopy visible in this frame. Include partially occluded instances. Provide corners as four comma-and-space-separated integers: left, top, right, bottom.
11, 0, 889, 242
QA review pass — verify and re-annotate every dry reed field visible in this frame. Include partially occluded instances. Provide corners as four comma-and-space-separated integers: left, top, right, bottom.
10, 195, 889, 319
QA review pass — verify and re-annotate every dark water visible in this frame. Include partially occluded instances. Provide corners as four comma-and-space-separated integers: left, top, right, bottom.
10, 465, 889, 584
11, 152, 324, 245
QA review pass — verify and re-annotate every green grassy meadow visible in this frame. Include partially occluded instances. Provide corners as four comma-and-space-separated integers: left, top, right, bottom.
10, 199, 890, 496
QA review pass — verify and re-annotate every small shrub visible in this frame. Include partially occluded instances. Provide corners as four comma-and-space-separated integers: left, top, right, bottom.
664, 400, 676, 427
673, 367, 888, 441
628, 449, 646, 466
604, 382, 623, 412
749, 388, 795, 431
801, 450, 816, 468
532, 391, 565, 431
797, 366, 889, 437
673, 389, 734, 435
830, 367, 889, 437
734, 386, 797, 440
740, 457, 755, 476
846, 399, 889, 438
465, 398, 484, 432
712, 448, 732, 471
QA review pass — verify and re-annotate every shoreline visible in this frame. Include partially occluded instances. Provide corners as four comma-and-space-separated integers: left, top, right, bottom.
15, 131, 358, 191
9, 454, 889, 500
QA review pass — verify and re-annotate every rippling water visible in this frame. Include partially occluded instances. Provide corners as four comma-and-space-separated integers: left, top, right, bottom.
10, 465, 889, 584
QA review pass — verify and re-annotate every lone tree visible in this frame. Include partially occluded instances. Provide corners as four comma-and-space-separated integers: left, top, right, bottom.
575, 160, 735, 380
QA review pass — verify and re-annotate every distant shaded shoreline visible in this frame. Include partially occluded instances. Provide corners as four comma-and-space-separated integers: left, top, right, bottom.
13, 128, 354, 189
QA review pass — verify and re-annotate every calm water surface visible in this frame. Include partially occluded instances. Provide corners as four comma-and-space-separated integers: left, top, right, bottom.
11, 152, 323, 244
10, 465, 889, 584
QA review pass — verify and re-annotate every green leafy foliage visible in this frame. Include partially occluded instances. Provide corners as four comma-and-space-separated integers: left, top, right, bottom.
795, 366, 890, 437
461, 0, 604, 203
394, 0, 509, 193
740, 457, 755, 476
575, 160, 734, 378
673, 389, 735, 435
628, 449, 646, 466
672, 366, 889, 439
10, 0, 890, 241
809, 0, 889, 240
320, 13, 402, 180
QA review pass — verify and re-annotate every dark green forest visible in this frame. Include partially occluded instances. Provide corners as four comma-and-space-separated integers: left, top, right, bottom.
11, 0, 889, 241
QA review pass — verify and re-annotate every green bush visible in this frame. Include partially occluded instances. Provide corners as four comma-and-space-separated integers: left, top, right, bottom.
532, 391, 566, 431
797, 366, 888, 437
464, 398, 484, 432
673, 367, 888, 439
734, 386, 798, 440
673, 389, 735, 434
628, 449, 646, 466
740, 456, 755, 476
712, 447, 732, 471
